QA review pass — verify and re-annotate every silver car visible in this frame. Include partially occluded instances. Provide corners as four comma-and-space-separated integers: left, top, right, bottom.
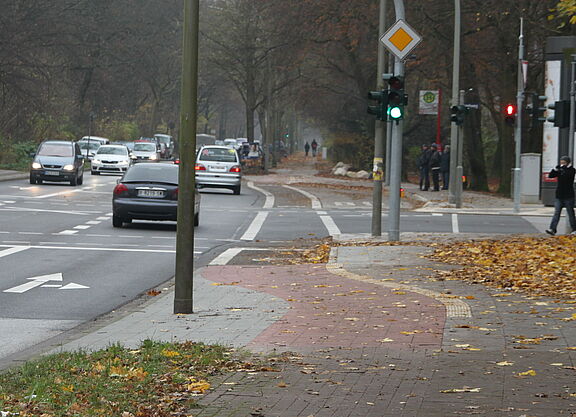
91, 145, 132, 175
132, 141, 160, 163
195, 146, 242, 195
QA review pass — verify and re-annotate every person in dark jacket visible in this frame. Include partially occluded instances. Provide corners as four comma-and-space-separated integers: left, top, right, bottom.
546, 156, 576, 236
429, 144, 441, 191
417, 144, 431, 191
304, 142, 310, 157
440, 145, 450, 190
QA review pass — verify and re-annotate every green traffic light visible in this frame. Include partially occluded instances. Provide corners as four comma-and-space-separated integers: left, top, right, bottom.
388, 106, 403, 120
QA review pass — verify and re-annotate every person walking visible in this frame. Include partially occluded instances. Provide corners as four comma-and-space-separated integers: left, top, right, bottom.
417, 144, 431, 191
311, 139, 318, 157
429, 144, 441, 191
440, 145, 450, 190
545, 156, 576, 236
304, 142, 310, 157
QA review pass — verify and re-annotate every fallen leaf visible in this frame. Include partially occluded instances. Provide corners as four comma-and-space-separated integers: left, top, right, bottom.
517, 370, 537, 377
440, 387, 481, 393
496, 361, 514, 366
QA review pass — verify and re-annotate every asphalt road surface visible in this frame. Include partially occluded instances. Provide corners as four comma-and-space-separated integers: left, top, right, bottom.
0, 174, 547, 362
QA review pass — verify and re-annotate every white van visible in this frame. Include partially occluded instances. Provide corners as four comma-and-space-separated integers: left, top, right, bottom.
81, 136, 110, 145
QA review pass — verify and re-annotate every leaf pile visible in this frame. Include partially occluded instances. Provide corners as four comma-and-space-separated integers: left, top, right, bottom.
431, 236, 576, 299
0, 340, 264, 417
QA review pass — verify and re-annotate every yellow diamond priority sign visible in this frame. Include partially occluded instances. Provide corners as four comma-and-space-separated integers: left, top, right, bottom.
381, 19, 422, 61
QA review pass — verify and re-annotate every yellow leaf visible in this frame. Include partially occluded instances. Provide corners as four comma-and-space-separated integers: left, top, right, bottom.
496, 361, 514, 366
61, 384, 74, 392
379, 338, 394, 343
517, 370, 536, 377
110, 365, 129, 377
162, 349, 181, 358
277, 381, 288, 388
187, 381, 210, 393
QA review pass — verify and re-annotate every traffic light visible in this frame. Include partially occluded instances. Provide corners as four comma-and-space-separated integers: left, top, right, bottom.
504, 103, 517, 126
387, 76, 405, 121
527, 94, 547, 127
547, 100, 570, 128
450, 105, 467, 126
367, 90, 388, 121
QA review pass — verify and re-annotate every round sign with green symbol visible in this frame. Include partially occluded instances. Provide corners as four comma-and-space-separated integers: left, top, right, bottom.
423, 92, 436, 104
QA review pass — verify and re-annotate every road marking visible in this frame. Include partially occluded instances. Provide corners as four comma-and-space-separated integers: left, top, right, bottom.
452, 214, 460, 234
0, 246, 29, 258
86, 234, 111, 237
73, 225, 91, 230
247, 182, 275, 209
96, 217, 110, 221
85, 221, 101, 225
317, 211, 327, 215
0, 207, 94, 215
3, 273, 63, 294
241, 211, 269, 241
58, 230, 78, 235
320, 215, 341, 236
0, 244, 178, 254
60, 283, 90, 290
34, 189, 85, 199
432, 213, 443, 217
283, 185, 322, 209
18, 232, 42, 235
209, 247, 270, 266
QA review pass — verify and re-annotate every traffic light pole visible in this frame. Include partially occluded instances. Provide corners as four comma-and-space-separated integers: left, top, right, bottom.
457, 90, 465, 199
174, 0, 199, 314
569, 57, 575, 163
448, 0, 462, 208
513, 18, 525, 214
371, 0, 388, 237
387, 0, 405, 242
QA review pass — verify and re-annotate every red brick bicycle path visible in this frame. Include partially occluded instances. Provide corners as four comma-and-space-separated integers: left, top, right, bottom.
201, 264, 446, 352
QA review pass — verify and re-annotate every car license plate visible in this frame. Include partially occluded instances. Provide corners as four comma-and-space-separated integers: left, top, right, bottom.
209, 165, 227, 172
45, 171, 60, 176
103, 165, 116, 169
138, 190, 165, 198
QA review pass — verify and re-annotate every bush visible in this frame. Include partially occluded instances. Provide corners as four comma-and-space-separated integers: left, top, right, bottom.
0, 139, 38, 171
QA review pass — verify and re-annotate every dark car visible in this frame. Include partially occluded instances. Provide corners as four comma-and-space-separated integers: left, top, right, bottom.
112, 163, 200, 228
30, 140, 84, 186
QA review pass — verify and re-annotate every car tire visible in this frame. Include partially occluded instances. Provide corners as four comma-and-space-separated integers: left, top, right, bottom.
233, 185, 241, 195
37, 179, 43, 185
29, 176, 36, 185
112, 215, 123, 228
78, 174, 83, 185
194, 212, 199, 227
91, 170, 100, 175
70, 175, 78, 186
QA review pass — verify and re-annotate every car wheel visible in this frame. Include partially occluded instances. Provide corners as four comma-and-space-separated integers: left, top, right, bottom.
194, 212, 199, 227
77, 174, 83, 185
112, 215, 123, 228
70, 175, 78, 186
29, 176, 36, 185
91, 170, 99, 175
37, 179, 43, 185
233, 185, 241, 195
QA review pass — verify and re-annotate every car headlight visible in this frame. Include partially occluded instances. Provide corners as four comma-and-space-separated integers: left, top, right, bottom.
118, 160, 129, 165
63, 164, 75, 171
150, 154, 158, 160
31, 162, 42, 169
92, 159, 101, 164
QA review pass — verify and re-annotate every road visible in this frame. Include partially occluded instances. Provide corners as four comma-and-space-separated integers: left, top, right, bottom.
0, 173, 547, 362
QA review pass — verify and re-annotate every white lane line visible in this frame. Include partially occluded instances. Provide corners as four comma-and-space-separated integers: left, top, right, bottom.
18, 232, 42, 235
432, 213, 443, 217
0, 207, 94, 215
241, 211, 269, 241
34, 188, 86, 199
0, 246, 29, 258
86, 234, 111, 237
247, 182, 275, 209
320, 215, 341, 237
452, 213, 460, 234
58, 230, 78, 235
73, 225, 91, 230
210, 247, 269, 266
283, 185, 322, 209
0, 244, 178, 254
96, 217, 110, 221
317, 211, 327, 215
85, 221, 101, 225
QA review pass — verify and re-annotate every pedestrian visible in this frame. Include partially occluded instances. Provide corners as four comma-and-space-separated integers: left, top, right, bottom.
429, 144, 441, 191
545, 156, 576, 236
304, 142, 310, 157
311, 139, 318, 157
417, 144, 431, 191
440, 145, 450, 190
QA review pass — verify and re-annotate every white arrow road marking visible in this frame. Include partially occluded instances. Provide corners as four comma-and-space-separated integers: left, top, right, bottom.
0, 246, 29, 259
4, 273, 63, 294
60, 283, 90, 290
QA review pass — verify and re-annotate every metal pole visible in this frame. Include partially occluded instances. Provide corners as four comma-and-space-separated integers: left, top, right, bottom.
174, 0, 199, 314
388, 0, 405, 242
456, 90, 465, 201
384, 54, 394, 187
513, 18, 524, 214
372, 0, 387, 237
569, 57, 576, 163
448, 0, 461, 206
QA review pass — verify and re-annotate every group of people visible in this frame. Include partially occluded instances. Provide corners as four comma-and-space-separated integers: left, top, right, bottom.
417, 143, 450, 192
304, 140, 318, 157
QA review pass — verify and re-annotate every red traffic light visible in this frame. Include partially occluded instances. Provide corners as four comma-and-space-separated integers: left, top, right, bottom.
505, 104, 517, 116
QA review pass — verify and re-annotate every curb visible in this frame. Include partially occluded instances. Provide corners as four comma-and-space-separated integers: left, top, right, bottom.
0, 173, 28, 182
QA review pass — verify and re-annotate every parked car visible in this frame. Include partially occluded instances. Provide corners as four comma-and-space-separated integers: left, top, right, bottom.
81, 136, 109, 145
112, 163, 200, 228
195, 145, 242, 195
91, 144, 132, 175
154, 134, 174, 159
132, 141, 160, 162
224, 138, 237, 149
30, 140, 84, 186
112, 141, 135, 152
77, 140, 101, 159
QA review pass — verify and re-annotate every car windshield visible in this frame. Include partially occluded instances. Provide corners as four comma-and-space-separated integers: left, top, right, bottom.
155, 136, 171, 144
78, 142, 100, 150
122, 164, 178, 184
134, 143, 156, 152
38, 143, 73, 157
198, 148, 238, 163
97, 146, 128, 155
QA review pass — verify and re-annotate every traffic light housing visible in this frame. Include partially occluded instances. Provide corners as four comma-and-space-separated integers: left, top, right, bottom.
367, 90, 388, 121
450, 105, 467, 126
504, 103, 517, 126
547, 100, 570, 128
527, 94, 547, 127
387, 76, 405, 121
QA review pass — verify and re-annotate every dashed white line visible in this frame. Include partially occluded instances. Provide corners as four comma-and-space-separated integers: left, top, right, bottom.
247, 182, 275, 209
85, 221, 101, 225
0, 244, 178, 254
96, 217, 110, 221
58, 230, 78, 235
320, 215, 341, 237
73, 225, 91, 230
210, 247, 269, 266
18, 232, 42, 235
452, 213, 460, 234
241, 211, 269, 241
